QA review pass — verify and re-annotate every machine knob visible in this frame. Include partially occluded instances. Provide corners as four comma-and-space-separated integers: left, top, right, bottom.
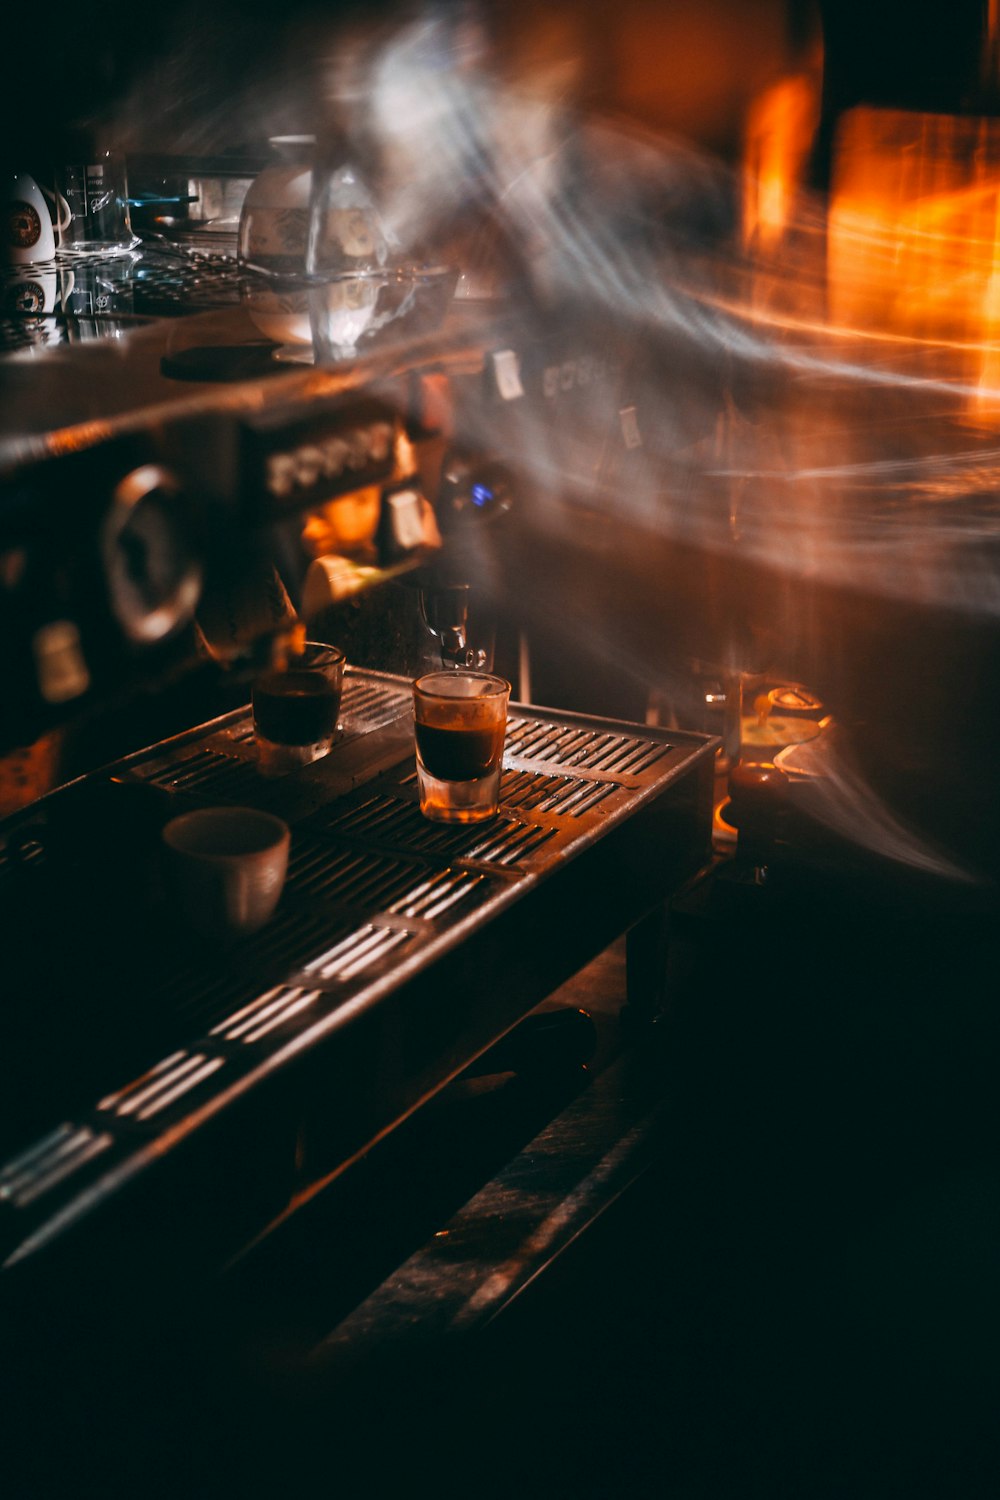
438, 456, 514, 529
102, 464, 202, 644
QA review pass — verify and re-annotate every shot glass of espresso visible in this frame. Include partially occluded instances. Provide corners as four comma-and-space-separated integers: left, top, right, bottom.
413, 669, 510, 823
253, 641, 346, 777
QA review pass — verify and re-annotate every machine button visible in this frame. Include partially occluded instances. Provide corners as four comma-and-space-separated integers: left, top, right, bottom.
345, 430, 371, 470
368, 422, 393, 463
321, 438, 349, 477
294, 445, 324, 488
265, 453, 297, 499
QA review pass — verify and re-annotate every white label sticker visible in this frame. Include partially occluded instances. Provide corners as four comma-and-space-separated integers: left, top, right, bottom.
492, 348, 524, 401
388, 489, 425, 550
620, 405, 642, 449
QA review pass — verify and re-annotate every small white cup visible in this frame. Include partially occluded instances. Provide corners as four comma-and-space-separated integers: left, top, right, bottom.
6, 173, 58, 264
162, 807, 290, 941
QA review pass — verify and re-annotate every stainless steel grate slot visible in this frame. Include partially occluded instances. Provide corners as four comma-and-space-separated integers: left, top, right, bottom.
150, 912, 349, 1030
230, 911, 352, 973
464, 821, 555, 865
304, 924, 413, 981
416, 823, 491, 856
98, 1051, 225, 1121
145, 748, 225, 785
150, 966, 255, 1025
183, 761, 266, 797
499, 770, 558, 807
499, 770, 616, 816
211, 985, 324, 1045
316, 794, 556, 865
320, 795, 411, 841
505, 721, 672, 776
146, 748, 262, 799
387, 869, 486, 921
287, 842, 419, 909
545, 780, 616, 814
341, 679, 410, 728
625, 741, 674, 772
504, 718, 585, 761
547, 728, 613, 764
0, 1124, 113, 1208
556, 732, 623, 768
588, 739, 670, 774
286, 841, 341, 882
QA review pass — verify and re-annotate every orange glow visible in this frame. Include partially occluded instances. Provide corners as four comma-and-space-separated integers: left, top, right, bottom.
0, 731, 64, 817
743, 73, 820, 253
394, 428, 417, 479
977, 187, 1000, 411
47, 421, 114, 456
301, 486, 381, 558
828, 108, 1000, 407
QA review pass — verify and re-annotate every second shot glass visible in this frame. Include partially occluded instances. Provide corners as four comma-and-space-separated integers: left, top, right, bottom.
413, 670, 511, 823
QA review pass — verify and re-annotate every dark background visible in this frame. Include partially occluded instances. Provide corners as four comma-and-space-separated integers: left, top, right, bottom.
5, 0, 995, 175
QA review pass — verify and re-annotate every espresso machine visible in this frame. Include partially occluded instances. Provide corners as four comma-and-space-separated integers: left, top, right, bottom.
0, 138, 725, 1485
5, 3, 1000, 1491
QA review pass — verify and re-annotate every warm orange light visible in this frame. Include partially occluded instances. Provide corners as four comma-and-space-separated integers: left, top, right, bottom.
46, 421, 114, 456
828, 107, 1000, 408
743, 72, 820, 253
301, 486, 381, 558
394, 428, 417, 479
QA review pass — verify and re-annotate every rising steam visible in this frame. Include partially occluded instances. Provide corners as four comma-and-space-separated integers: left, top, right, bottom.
110, 2, 1000, 883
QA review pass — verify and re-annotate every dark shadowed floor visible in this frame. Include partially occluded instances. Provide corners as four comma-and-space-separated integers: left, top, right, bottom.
7, 864, 1000, 1500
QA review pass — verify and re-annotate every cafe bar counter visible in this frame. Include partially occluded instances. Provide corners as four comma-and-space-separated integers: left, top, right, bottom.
0, 671, 715, 1410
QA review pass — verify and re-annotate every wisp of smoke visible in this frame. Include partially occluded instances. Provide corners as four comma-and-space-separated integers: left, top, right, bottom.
109, 1, 1000, 884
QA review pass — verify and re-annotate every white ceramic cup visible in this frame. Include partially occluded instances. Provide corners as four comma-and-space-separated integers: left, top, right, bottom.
162, 806, 290, 940
7, 173, 58, 264
239, 136, 314, 346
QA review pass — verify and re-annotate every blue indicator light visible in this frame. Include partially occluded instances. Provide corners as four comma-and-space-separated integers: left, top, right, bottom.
471, 484, 492, 507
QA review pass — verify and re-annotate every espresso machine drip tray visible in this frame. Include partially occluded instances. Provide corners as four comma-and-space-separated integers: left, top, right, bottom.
0, 670, 716, 1286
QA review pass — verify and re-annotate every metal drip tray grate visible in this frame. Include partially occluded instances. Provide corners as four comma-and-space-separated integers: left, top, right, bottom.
148, 909, 353, 1030
503, 716, 673, 775
140, 747, 278, 803
98, 1052, 227, 1122
286, 838, 489, 919
0, 1125, 114, 1210
496, 768, 615, 816
210, 987, 326, 1047
309, 793, 557, 866
339, 676, 411, 729
0, 669, 716, 1263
